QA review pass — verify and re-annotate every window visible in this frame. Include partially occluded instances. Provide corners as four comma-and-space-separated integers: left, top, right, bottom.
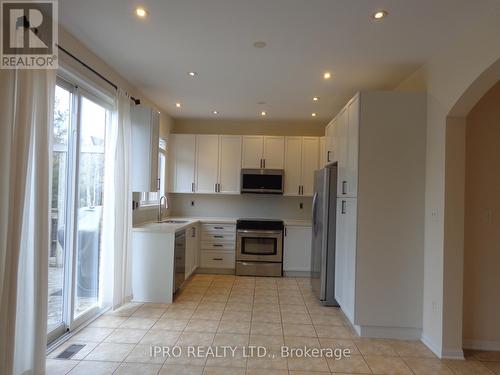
140, 138, 167, 205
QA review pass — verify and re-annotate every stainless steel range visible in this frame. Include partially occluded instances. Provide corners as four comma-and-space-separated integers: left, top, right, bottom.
235, 219, 284, 277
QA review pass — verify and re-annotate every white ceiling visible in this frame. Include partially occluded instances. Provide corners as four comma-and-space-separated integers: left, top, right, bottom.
58, 0, 498, 120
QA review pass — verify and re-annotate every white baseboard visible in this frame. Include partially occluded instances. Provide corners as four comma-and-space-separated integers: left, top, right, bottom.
421, 333, 442, 358
420, 334, 464, 359
441, 348, 465, 360
283, 270, 311, 277
463, 339, 500, 351
357, 325, 422, 340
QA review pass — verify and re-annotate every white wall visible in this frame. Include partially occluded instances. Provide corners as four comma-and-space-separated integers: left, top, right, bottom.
396, 8, 500, 357
463, 81, 500, 349
58, 26, 174, 225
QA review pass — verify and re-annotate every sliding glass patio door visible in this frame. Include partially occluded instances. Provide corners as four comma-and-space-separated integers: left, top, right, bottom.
48, 77, 111, 343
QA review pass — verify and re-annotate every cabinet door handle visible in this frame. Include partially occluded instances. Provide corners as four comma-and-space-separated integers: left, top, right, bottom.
212, 257, 223, 261
284, 227, 287, 236
301, 185, 304, 195
327, 151, 331, 162
260, 159, 263, 168
213, 244, 223, 248
298, 185, 301, 195
263, 159, 266, 168
217, 183, 221, 193
215, 183, 217, 192
341, 200, 347, 214
214, 226, 224, 230
342, 181, 347, 195
191, 182, 195, 192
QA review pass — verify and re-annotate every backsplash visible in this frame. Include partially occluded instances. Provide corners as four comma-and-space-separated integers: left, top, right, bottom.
168, 194, 312, 220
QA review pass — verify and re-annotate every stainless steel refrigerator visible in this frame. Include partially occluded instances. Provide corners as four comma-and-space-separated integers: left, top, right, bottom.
310, 163, 339, 306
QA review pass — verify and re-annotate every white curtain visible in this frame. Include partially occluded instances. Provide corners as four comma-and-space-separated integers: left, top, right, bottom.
102, 89, 133, 309
0, 69, 56, 375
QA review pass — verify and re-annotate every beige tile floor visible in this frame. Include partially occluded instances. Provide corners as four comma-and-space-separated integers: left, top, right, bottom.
47, 274, 500, 375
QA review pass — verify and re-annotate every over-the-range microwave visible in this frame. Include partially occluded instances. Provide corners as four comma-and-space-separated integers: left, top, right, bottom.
240, 169, 284, 194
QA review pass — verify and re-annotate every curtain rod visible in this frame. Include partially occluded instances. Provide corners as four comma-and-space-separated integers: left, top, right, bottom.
56, 44, 141, 105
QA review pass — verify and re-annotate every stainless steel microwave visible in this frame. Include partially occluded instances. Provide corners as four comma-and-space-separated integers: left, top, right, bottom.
240, 169, 284, 194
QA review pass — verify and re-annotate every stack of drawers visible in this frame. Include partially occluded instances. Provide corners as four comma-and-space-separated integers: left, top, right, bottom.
199, 223, 236, 269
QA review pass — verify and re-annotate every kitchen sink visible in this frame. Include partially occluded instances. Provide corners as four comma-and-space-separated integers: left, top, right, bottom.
158, 220, 188, 224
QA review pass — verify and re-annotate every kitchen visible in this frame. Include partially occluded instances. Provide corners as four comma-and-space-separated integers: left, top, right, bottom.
130, 90, 426, 341
3, 1, 500, 374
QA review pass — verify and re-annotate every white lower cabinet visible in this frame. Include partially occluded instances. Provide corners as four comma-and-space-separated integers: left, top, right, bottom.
335, 198, 357, 322
200, 251, 235, 269
283, 225, 312, 273
185, 224, 199, 278
199, 223, 236, 270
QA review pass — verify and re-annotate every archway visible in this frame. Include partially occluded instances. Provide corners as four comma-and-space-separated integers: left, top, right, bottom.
442, 57, 500, 356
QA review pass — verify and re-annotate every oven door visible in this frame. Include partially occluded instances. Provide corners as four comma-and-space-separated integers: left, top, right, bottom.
236, 230, 283, 262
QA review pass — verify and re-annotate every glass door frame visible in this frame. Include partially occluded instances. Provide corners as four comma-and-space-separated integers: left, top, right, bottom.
48, 74, 112, 343
68, 86, 110, 332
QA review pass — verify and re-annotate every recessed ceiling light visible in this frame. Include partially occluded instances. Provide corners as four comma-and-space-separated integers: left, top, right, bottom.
323, 72, 331, 80
253, 41, 267, 48
312, 96, 319, 101
311, 113, 317, 117
212, 110, 219, 115
373, 10, 388, 20
175, 102, 182, 108
188, 71, 197, 77
261, 111, 267, 116
135, 7, 148, 18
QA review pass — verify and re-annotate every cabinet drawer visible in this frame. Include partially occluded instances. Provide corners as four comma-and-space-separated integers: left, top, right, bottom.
201, 241, 235, 251
201, 232, 236, 242
200, 251, 235, 269
202, 223, 236, 234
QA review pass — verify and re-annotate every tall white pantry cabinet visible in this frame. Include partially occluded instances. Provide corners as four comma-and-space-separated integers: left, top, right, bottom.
331, 91, 426, 339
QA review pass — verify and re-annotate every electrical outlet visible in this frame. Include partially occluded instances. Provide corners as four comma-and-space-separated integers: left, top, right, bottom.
299, 202, 303, 209
191, 200, 195, 206
431, 209, 439, 222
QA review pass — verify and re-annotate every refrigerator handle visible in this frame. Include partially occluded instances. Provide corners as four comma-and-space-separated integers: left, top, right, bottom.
312, 192, 318, 229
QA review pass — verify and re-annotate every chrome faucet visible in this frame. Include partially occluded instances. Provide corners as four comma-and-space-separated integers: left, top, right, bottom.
157, 195, 167, 222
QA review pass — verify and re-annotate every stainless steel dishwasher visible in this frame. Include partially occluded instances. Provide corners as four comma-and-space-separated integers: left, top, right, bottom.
174, 230, 186, 293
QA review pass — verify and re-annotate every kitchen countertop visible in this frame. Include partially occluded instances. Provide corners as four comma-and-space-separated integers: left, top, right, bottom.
132, 217, 311, 233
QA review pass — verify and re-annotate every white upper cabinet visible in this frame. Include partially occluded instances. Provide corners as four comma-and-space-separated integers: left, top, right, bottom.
325, 119, 336, 165
284, 137, 303, 196
242, 136, 284, 169
346, 96, 359, 197
171, 134, 242, 194
131, 106, 160, 192
218, 135, 242, 194
170, 134, 196, 193
332, 96, 360, 198
284, 137, 319, 196
319, 137, 326, 168
242, 136, 264, 168
335, 108, 348, 196
195, 135, 220, 193
301, 137, 319, 196
263, 136, 285, 169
